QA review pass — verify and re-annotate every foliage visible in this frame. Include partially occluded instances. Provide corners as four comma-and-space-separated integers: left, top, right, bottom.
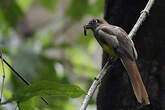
0, 0, 104, 109
1, 81, 85, 107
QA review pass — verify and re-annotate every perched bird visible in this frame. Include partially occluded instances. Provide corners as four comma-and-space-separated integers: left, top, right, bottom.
84, 18, 150, 104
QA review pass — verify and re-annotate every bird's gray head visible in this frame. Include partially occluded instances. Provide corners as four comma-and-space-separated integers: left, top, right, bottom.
84, 19, 106, 36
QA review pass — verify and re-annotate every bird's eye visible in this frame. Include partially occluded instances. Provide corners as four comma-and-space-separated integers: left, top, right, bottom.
89, 19, 99, 25
92, 19, 98, 23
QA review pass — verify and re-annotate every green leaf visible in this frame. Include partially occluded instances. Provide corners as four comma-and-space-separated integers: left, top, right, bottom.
2, 81, 85, 104
66, 0, 89, 21
18, 98, 36, 110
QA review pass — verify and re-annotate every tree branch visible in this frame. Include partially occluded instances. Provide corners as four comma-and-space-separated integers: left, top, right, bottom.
80, 0, 155, 110
80, 59, 114, 110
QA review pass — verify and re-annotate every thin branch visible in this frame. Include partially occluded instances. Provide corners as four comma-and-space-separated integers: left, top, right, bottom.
80, 58, 116, 110
0, 56, 48, 104
2, 58, 30, 86
0, 50, 5, 102
128, 0, 155, 39
80, 0, 155, 110
80, 60, 112, 110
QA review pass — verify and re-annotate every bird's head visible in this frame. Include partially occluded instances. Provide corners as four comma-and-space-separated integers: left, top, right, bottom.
84, 19, 107, 36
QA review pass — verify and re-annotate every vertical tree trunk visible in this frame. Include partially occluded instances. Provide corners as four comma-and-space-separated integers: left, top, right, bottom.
97, 0, 165, 110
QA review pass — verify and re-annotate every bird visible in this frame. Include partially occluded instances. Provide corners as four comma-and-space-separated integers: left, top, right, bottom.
83, 18, 150, 104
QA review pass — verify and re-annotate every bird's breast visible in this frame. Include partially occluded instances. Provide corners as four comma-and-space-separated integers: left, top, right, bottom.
100, 43, 118, 57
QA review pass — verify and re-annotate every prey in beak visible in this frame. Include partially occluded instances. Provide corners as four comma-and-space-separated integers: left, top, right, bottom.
83, 24, 93, 36
83, 25, 87, 36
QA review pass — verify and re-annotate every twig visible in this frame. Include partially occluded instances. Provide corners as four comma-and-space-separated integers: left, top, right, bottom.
80, 58, 116, 110
128, 0, 155, 39
80, 0, 155, 110
0, 56, 48, 104
0, 50, 5, 102
2, 58, 30, 86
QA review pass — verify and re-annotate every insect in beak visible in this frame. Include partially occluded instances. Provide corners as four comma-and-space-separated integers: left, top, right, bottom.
83, 25, 87, 36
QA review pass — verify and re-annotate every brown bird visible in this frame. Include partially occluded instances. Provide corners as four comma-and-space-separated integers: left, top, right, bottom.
84, 18, 150, 104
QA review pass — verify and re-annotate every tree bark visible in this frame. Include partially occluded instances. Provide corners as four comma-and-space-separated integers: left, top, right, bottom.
97, 0, 165, 110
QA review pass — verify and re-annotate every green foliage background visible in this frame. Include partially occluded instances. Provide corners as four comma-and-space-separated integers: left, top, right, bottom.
0, 0, 104, 110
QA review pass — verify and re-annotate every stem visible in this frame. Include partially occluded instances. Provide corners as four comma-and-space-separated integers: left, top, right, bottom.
0, 50, 5, 102
80, 61, 111, 110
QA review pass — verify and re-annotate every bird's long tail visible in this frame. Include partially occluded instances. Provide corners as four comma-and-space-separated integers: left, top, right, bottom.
121, 57, 150, 104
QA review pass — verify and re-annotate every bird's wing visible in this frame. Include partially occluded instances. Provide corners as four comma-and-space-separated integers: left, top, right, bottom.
97, 29, 119, 48
100, 25, 138, 60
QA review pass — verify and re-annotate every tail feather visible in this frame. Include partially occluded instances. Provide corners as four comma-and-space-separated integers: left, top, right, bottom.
121, 58, 150, 104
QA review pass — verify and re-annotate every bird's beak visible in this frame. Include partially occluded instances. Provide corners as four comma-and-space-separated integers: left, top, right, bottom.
83, 24, 92, 36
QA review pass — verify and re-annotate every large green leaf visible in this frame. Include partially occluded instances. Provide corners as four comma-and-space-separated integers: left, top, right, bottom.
18, 98, 36, 110
1, 81, 85, 104
9, 45, 74, 109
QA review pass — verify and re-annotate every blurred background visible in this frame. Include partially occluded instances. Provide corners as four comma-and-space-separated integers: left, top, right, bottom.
0, 0, 104, 110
